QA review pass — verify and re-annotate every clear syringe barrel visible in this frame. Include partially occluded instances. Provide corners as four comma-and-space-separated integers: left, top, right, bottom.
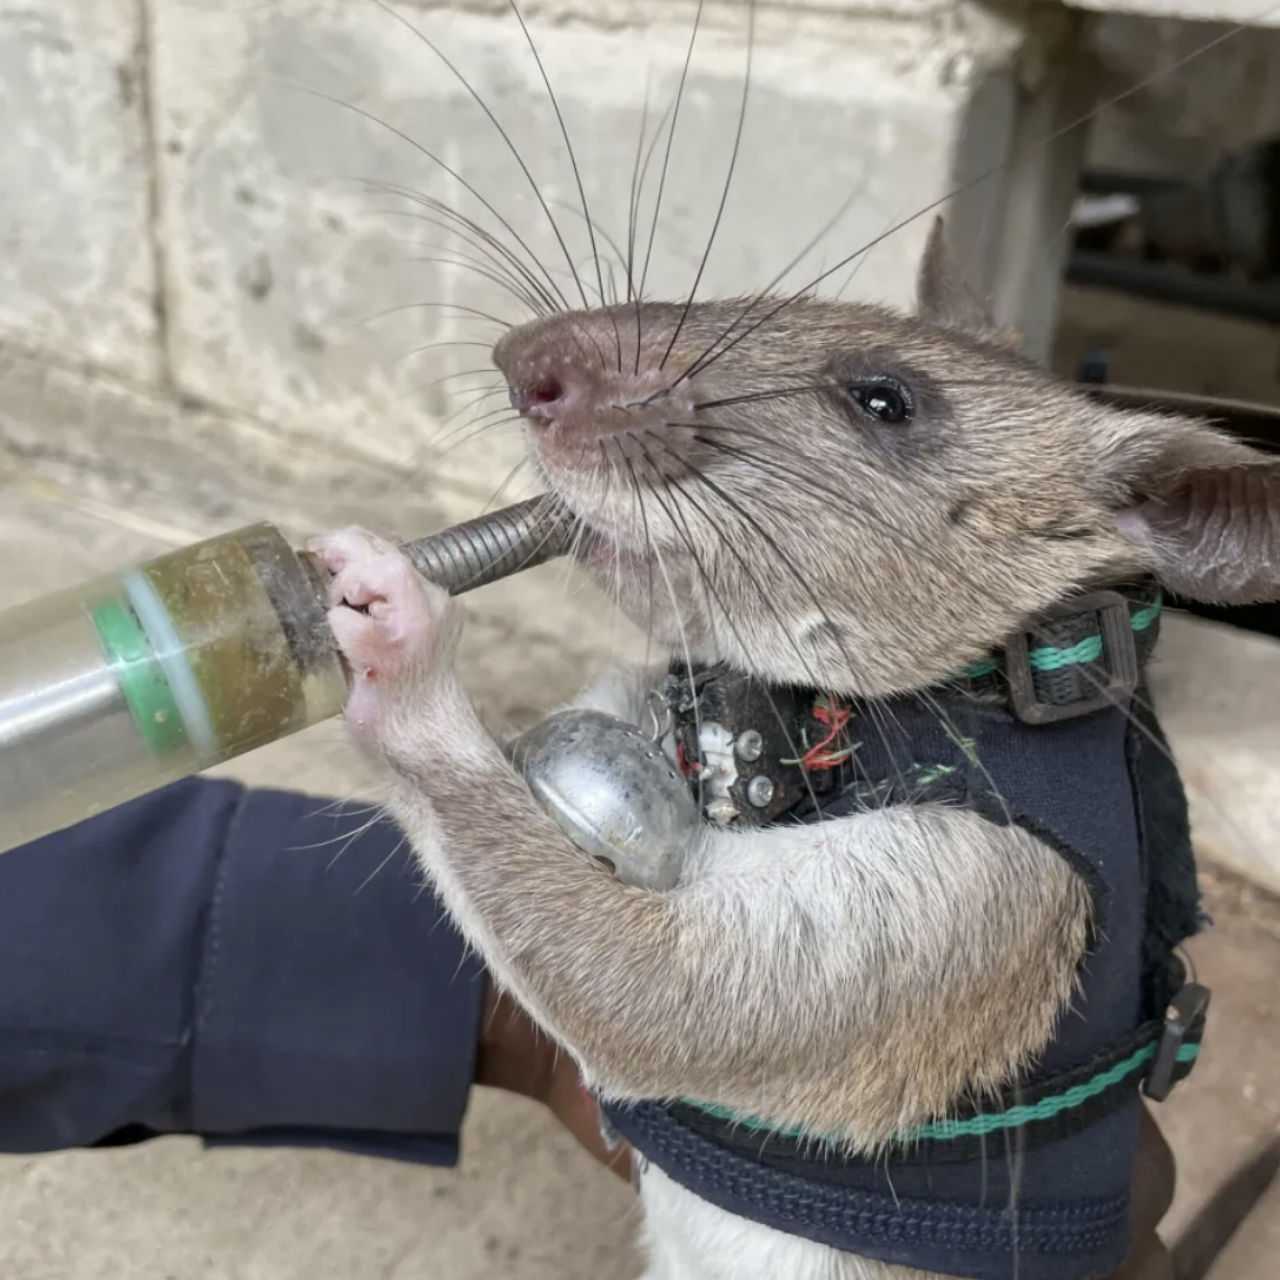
0, 498, 569, 856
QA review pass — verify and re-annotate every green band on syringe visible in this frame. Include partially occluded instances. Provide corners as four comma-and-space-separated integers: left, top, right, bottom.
90, 598, 191, 758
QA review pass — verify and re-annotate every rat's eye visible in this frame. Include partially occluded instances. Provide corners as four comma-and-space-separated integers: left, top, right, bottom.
848, 378, 914, 425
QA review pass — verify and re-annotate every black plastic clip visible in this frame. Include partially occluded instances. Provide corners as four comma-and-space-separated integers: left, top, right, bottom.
1144, 982, 1212, 1103
1006, 590, 1141, 726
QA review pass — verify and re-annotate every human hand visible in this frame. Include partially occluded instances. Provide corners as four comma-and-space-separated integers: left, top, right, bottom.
474, 976, 633, 1183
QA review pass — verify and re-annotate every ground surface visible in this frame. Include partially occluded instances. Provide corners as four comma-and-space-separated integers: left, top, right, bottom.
2, 286, 1280, 1277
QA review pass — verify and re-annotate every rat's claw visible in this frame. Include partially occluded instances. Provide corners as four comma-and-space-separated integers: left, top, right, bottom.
308, 527, 401, 606
311, 527, 459, 737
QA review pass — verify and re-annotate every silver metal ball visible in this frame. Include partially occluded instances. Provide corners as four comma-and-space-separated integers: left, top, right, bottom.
506, 708, 699, 891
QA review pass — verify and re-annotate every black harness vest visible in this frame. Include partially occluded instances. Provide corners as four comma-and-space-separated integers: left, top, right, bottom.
600, 582, 1210, 1280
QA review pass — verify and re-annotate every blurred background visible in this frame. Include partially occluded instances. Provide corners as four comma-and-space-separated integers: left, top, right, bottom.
2, 1, 1280, 1276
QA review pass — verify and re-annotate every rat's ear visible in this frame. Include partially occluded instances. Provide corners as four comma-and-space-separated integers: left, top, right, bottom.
1103, 410, 1280, 604
916, 217, 999, 339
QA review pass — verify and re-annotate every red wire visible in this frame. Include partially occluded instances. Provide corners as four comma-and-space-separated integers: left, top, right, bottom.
801, 702, 851, 771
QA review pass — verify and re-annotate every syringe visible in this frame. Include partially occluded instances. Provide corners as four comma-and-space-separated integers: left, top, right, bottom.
0, 499, 571, 856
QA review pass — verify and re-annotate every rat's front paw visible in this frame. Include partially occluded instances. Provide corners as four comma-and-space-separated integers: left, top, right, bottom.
309, 527, 461, 739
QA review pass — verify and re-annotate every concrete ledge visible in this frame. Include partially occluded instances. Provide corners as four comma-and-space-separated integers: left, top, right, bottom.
1085, 14, 1280, 180
1152, 614, 1280, 899
1072, 0, 1280, 29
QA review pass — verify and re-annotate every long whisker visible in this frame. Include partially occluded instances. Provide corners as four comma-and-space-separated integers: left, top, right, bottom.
651, 438, 916, 798
622, 446, 706, 710
355, 300, 515, 331
625, 74, 654, 312
629, 86, 682, 373
659, 0, 755, 370
666, 13, 1268, 390
835, 191, 914, 302
506, 0, 609, 318
382, 227, 551, 316
364, 181, 562, 314
397, 251, 546, 317
693, 383, 846, 411
637, 441, 782, 793
633, 437, 843, 813
365, 0, 592, 309
547, 196, 645, 370
277, 85, 570, 311
637, 171, 878, 412
482, 454, 536, 514
392, 340, 506, 376
429, 410, 523, 462
638, 0, 705, 305
606, 442, 661, 664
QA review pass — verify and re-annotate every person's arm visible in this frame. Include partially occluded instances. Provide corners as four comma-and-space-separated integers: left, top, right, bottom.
0, 776, 483, 1165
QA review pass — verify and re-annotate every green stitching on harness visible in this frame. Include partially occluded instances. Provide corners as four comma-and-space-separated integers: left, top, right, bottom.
1029, 636, 1103, 671
914, 763, 959, 786
960, 595, 1163, 682
678, 1039, 1199, 1146
1130, 599, 1162, 632
903, 1042, 1198, 1142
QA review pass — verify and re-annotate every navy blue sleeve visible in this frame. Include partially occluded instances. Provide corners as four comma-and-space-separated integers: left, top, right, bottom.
0, 777, 485, 1166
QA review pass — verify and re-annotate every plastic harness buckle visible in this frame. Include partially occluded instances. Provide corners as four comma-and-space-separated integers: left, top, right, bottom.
1006, 590, 1141, 725
1143, 982, 1212, 1102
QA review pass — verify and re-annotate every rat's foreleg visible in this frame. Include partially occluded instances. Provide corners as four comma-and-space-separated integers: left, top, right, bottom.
311, 528, 1091, 1147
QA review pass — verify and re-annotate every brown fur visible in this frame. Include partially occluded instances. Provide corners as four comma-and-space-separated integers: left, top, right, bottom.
314, 219, 1280, 1276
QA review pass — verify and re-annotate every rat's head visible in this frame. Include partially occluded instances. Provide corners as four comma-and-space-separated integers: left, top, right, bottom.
493, 219, 1280, 696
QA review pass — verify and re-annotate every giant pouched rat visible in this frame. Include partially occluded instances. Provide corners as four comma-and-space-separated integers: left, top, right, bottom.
307, 215, 1280, 1279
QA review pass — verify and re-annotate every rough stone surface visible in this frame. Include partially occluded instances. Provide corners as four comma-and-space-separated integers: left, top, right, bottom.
1084, 14, 1280, 179
1150, 615, 1280, 900
151, 0, 1023, 488
1075, 0, 1280, 33
0, 1, 159, 385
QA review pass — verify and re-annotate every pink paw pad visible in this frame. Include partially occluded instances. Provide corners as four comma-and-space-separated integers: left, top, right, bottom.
308, 528, 437, 687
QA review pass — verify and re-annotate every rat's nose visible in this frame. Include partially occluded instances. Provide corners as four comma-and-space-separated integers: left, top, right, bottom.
510, 374, 566, 420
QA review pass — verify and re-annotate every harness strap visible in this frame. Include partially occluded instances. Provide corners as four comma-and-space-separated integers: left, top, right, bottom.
954, 585, 1163, 724
633, 575, 1209, 1268
665, 979, 1209, 1175
600, 1094, 1133, 1280
665, 582, 1164, 829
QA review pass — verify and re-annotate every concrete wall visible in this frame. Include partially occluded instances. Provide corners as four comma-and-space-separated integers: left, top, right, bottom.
0, 0, 1041, 495
1085, 10, 1280, 177
3, 2, 1275, 467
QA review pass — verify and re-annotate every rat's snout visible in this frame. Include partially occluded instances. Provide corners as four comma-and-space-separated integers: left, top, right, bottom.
494, 317, 609, 435
495, 313, 634, 434
492, 311, 697, 445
